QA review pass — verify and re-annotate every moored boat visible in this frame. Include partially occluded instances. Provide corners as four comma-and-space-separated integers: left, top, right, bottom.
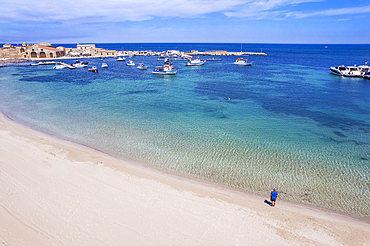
137, 63, 148, 70
126, 60, 135, 66
53, 64, 67, 69
72, 61, 88, 68
117, 57, 125, 61
152, 64, 178, 75
185, 58, 206, 66
88, 66, 98, 72
234, 58, 253, 66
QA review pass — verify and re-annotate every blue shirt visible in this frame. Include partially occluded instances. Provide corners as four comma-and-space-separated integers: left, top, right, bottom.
271, 190, 278, 200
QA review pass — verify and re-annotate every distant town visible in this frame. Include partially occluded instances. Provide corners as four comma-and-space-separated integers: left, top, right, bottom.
0, 42, 267, 65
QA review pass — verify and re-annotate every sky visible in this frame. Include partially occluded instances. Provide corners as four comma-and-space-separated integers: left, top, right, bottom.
0, 0, 369, 44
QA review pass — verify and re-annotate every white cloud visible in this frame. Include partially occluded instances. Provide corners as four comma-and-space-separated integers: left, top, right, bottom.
224, 0, 322, 19
286, 5, 370, 18
0, 0, 245, 23
1, 0, 369, 24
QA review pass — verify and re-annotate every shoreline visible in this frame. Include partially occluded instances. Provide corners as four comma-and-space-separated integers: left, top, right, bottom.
1, 112, 369, 245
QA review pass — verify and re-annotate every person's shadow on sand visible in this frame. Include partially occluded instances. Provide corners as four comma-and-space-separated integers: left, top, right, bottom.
264, 199, 273, 206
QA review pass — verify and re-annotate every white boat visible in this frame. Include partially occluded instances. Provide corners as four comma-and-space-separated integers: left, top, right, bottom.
126, 60, 135, 66
53, 64, 67, 69
101, 63, 108, 68
117, 57, 125, 61
72, 61, 88, 68
330, 65, 348, 75
234, 58, 253, 66
88, 66, 98, 72
137, 63, 148, 70
152, 64, 178, 75
185, 58, 206, 66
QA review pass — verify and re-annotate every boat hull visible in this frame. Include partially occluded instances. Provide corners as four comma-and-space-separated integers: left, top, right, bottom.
152, 70, 178, 75
234, 61, 253, 66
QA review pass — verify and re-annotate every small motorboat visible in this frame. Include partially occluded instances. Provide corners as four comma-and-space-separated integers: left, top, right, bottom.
101, 63, 108, 68
152, 64, 178, 75
126, 60, 135, 66
234, 58, 253, 66
72, 61, 88, 68
53, 64, 67, 69
185, 58, 206, 66
88, 66, 98, 72
117, 57, 126, 61
137, 63, 148, 70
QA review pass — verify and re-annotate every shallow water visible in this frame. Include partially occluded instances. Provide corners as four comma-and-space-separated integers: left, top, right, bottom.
1, 43, 369, 218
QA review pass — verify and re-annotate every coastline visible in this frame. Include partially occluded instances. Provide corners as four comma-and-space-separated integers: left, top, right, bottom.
1, 112, 369, 245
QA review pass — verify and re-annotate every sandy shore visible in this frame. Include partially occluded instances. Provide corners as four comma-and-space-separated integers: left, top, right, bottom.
0, 113, 369, 246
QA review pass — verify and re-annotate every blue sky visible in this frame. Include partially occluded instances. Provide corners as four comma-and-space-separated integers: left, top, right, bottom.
0, 0, 369, 44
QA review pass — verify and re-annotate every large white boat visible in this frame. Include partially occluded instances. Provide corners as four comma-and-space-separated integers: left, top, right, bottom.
185, 58, 205, 66
330, 63, 369, 77
234, 58, 253, 66
152, 64, 178, 75
101, 63, 108, 68
126, 60, 135, 66
117, 57, 125, 61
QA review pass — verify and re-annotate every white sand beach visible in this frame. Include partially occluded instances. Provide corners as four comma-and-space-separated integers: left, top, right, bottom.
0, 113, 369, 246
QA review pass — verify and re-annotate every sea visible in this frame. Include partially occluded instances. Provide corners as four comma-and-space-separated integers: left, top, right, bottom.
1, 43, 369, 219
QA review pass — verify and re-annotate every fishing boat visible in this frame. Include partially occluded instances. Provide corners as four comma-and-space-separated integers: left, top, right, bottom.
126, 60, 135, 66
101, 63, 108, 68
185, 58, 206, 66
234, 58, 253, 66
117, 57, 125, 61
152, 64, 178, 75
137, 63, 148, 70
88, 66, 98, 72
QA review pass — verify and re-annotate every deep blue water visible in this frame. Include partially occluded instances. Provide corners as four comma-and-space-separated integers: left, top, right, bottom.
1, 43, 370, 218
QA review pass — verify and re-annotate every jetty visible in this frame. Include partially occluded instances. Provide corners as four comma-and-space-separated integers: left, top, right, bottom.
186, 51, 268, 56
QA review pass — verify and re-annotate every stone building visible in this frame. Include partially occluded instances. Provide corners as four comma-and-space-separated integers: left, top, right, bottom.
26, 43, 65, 59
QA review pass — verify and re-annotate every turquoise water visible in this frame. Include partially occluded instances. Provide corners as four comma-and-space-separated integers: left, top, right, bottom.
1, 43, 369, 218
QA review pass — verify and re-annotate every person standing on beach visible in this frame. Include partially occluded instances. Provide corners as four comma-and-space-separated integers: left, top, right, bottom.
270, 188, 278, 206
